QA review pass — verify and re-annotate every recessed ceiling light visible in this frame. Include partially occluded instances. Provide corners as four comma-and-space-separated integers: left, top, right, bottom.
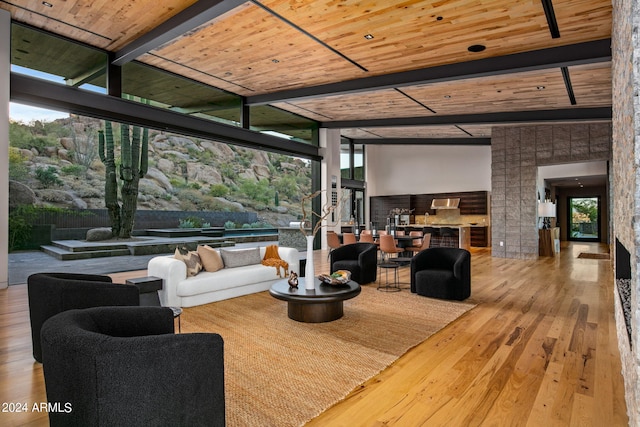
364, 34, 374, 40
42, 1, 53, 7
272, 59, 280, 63
443, 95, 451, 99
467, 44, 486, 53
537, 86, 546, 90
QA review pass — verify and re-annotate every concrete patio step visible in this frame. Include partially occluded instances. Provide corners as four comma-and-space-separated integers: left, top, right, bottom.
41, 245, 131, 260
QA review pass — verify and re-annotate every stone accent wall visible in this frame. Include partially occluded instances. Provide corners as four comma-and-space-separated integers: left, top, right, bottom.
612, 0, 640, 423
491, 123, 611, 259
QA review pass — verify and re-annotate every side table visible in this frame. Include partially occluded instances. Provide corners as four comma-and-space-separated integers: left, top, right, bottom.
377, 262, 401, 292
125, 276, 162, 306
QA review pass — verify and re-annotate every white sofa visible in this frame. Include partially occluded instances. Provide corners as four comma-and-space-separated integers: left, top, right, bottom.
147, 246, 299, 308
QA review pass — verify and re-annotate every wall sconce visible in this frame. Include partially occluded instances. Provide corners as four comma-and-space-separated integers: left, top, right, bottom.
538, 201, 556, 229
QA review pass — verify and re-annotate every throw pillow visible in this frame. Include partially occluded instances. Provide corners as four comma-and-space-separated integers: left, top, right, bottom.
197, 245, 224, 272
220, 247, 261, 268
174, 247, 203, 277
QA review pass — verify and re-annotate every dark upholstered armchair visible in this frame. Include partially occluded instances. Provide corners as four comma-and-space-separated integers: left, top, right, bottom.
330, 242, 378, 284
410, 248, 471, 300
40, 306, 225, 427
28, 272, 140, 362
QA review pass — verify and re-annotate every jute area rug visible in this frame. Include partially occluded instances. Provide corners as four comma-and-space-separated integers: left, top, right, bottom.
182, 285, 475, 427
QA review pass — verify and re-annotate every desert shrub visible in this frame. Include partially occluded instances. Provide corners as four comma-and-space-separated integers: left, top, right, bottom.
8, 148, 29, 180
35, 166, 63, 187
217, 163, 236, 180
209, 184, 229, 197
273, 175, 299, 201
178, 218, 196, 228
224, 220, 236, 229
8, 207, 32, 251
60, 164, 86, 177
182, 216, 205, 228
8, 205, 83, 251
239, 178, 273, 205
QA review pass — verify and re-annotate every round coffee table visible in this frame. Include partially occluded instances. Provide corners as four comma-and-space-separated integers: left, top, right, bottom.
269, 278, 361, 323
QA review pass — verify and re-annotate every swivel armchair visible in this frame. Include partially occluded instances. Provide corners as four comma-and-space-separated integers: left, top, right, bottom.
330, 242, 378, 284
28, 272, 140, 363
40, 306, 225, 427
410, 247, 471, 300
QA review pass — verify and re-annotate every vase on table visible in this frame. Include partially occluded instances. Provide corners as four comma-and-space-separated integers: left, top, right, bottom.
304, 235, 315, 290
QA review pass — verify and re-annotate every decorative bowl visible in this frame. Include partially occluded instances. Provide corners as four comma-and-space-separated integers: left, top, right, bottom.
318, 270, 351, 285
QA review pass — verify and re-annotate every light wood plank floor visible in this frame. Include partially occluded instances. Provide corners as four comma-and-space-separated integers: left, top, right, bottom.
0, 242, 628, 426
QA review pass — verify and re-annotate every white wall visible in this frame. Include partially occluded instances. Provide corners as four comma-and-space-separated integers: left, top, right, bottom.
319, 128, 341, 249
1, 9, 10, 289
365, 145, 492, 196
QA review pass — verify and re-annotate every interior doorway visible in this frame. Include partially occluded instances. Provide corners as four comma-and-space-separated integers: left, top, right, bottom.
567, 196, 601, 241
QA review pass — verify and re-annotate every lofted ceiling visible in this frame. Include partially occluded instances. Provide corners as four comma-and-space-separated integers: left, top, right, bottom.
2, 0, 613, 144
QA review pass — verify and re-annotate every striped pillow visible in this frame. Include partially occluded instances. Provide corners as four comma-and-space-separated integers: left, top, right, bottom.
174, 247, 203, 277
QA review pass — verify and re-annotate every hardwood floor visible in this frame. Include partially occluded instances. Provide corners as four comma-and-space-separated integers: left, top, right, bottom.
0, 242, 628, 426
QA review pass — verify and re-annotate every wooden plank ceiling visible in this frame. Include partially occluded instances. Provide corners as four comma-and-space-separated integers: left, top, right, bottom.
1, 0, 612, 143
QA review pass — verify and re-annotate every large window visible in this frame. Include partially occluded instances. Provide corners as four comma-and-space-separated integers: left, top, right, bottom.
11, 23, 319, 146
340, 140, 364, 179
122, 62, 243, 127
568, 196, 600, 241
8, 105, 313, 228
340, 139, 365, 225
11, 23, 107, 92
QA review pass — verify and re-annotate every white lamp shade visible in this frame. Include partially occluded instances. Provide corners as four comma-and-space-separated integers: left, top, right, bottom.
538, 201, 556, 217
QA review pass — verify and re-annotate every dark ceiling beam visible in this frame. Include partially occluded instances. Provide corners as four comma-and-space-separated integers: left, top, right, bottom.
541, 0, 561, 38
561, 67, 577, 105
112, 0, 246, 66
321, 107, 612, 128
246, 38, 611, 106
354, 138, 491, 145
10, 73, 320, 160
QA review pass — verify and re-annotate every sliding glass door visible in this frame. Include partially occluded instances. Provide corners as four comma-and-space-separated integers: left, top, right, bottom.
568, 196, 600, 241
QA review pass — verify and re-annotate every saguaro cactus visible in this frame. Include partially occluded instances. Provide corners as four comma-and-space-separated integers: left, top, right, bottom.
98, 120, 149, 238
98, 121, 121, 237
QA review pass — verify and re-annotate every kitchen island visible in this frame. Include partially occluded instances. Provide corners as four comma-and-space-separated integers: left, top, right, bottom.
402, 224, 471, 250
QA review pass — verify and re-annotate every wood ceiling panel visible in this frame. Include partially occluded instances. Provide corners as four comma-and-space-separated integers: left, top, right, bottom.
340, 125, 486, 140
455, 125, 493, 138
146, 3, 366, 96
1, 0, 198, 50
569, 63, 612, 105
272, 89, 433, 122
402, 67, 611, 115
262, 0, 611, 75
275, 65, 611, 124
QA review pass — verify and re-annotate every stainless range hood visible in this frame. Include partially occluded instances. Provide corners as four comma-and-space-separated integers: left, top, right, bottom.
430, 198, 460, 209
